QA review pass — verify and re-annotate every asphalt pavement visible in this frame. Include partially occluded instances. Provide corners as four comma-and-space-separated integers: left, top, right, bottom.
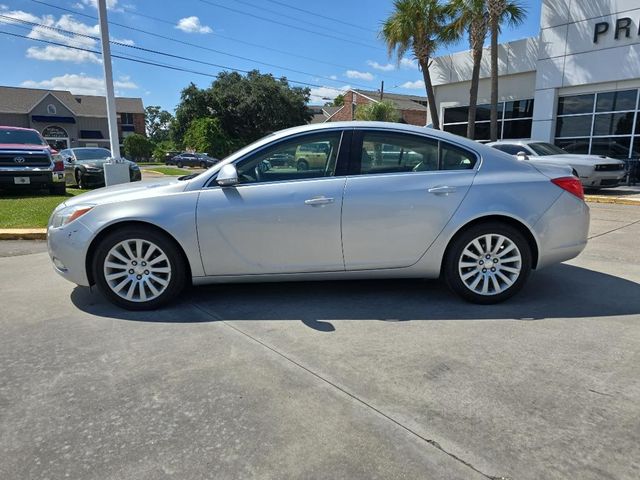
1, 203, 639, 480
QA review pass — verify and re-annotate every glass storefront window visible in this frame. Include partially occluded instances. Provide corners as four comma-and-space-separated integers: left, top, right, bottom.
557, 94, 594, 115
443, 107, 469, 124
504, 99, 534, 119
589, 137, 631, 159
633, 138, 640, 159
595, 90, 638, 112
555, 138, 590, 155
556, 115, 592, 137
592, 112, 635, 136
503, 119, 533, 139
443, 124, 467, 137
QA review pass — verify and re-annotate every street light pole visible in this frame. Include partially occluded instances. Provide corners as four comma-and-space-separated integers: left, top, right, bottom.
97, 0, 130, 185
97, 0, 120, 159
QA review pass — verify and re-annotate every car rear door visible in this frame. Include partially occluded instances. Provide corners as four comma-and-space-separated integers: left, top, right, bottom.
341, 129, 478, 270
196, 129, 350, 276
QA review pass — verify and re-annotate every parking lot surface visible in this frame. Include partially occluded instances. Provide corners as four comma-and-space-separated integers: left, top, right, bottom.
1, 203, 639, 480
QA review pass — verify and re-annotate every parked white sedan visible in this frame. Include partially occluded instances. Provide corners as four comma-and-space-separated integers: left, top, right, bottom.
487, 140, 626, 189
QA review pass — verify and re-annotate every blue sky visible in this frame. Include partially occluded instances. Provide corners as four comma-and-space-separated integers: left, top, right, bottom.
0, 0, 542, 112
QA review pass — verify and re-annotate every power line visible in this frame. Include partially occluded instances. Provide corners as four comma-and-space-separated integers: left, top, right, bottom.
263, 0, 378, 34
0, 28, 350, 96
196, 0, 379, 50
232, 0, 373, 41
27, 0, 393, 85
0, 14, 366, 90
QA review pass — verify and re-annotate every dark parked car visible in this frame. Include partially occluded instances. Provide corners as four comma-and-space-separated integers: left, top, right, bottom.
166, 153, 219, 168
163, 150, 181, 164
60, 147, 141, 189
0, 126, 65, 194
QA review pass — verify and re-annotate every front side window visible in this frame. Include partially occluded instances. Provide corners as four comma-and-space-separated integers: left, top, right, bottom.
357, 131, 476, 174
236, 131, 342, 184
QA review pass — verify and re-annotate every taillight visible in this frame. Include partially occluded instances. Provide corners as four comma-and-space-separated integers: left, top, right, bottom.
551, 176, 584, 200
53, 160, 64, 172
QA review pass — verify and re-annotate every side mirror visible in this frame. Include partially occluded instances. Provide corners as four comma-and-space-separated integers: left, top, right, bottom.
65, 156, 74, 163
516, 151, 529, 161
216, 164, 238, 186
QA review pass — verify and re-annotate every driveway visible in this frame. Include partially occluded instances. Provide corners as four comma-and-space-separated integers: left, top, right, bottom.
1, 203, 639, 480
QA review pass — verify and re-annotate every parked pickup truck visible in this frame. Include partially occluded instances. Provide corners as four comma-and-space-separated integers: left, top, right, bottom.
0, 126, 66, 195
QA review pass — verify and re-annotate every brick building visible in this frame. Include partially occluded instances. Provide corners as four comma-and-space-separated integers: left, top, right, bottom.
0, 85, 145, 151
325, 89, 429, 126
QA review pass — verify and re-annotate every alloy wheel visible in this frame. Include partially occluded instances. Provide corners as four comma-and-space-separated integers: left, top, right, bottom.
457, 233, 522, 296
103, 238, 172, 302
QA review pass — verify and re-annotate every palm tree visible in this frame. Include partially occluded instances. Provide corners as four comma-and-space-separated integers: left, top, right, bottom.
381, 0, 447, 129
446, 0, 489, 140
354, 100, 401, 122
488, 0, 526, 141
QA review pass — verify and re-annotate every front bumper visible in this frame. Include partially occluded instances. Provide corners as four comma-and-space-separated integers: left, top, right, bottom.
47, 219, 93, 286
79, 169, 141, 186
0, 170, 61, 187
581, 171, 626, 188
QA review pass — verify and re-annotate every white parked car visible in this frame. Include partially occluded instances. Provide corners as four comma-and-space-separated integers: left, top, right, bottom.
487, 140, 626, 189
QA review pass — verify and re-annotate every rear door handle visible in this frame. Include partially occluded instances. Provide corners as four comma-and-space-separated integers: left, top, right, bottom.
428, 185, 457, 195
304, 196, 335, 206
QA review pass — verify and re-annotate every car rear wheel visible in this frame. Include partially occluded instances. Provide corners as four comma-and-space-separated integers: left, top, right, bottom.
176, 161, 183, 168
443, 222, 532, 304
199, 161, 207, 168
93, 227, 187, 310
297, 159, 308, 171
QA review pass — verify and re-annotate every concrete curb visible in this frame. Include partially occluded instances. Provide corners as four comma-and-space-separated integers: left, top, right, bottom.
584, 195, 640, 206
0, 229, 47, 240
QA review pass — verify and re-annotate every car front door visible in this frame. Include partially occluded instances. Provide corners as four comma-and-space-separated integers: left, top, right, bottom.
341, 130, 478, 270
196, 130, 349, 276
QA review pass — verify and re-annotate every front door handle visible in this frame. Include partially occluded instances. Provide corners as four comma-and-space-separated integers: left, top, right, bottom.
428, 185, 457, 195
304, 196, 335, 206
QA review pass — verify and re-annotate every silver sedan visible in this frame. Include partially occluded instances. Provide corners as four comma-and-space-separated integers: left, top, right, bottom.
47, 122, 590, 310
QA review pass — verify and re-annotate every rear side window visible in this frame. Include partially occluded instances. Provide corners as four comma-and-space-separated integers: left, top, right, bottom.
355, 131, 477, 175
493, 144, 523, 155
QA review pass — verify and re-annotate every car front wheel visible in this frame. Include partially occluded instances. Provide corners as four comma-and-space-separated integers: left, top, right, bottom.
443, 222, 532, 304
93, 227, 187, 310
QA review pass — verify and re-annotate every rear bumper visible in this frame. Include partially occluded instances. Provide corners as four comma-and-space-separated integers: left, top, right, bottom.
533, 191, 590, 269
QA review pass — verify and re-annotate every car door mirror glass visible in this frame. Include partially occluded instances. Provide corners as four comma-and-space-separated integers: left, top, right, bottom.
217, 164, 239, 186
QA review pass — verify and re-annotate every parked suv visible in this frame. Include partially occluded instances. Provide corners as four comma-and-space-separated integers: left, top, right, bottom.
0, 126, 66, 194
294, 142, 330, 170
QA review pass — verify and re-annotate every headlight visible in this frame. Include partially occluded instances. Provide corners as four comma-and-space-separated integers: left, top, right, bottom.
84, 166, 102, 172
50, 204, 94, 228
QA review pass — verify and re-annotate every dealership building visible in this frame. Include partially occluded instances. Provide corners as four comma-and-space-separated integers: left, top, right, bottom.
427, 0, 640, 160
0, 86, 145, 151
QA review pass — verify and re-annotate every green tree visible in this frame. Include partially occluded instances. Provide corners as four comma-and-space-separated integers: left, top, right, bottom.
381, 0, 448, 129
488, 0, 526, 141
123, 133, 154, 161
183, 117, 230, 158
446, 0, 489, 140
210, 70, 312, 142
152, 139, 178, 161
144, 105, 174, 143
354, 100, 401, 122
172, 83, 213, 146
325, 94, 344, 107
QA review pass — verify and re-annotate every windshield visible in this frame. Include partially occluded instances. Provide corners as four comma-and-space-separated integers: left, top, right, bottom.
528, 142, 567, 156
0, 128, 47, 146
74, 148, 111, 161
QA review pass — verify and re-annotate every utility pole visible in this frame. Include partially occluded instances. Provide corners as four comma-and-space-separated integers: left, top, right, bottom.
380, 81, 384, 100
98, 0, 130, 185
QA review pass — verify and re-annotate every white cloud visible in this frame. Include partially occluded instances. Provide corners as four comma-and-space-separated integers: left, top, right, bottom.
400, 80, 425, 89
176, 16, 212, 34
367, 60, 394, 72
345, 70, 374, 81
400, 58, 419, 70
0, 8, 134, 64
79, 0, 120, 10
329, 75, 337, 80
309, 85, 351, 102
21, 74, 138, 96
26, 45, 101, 64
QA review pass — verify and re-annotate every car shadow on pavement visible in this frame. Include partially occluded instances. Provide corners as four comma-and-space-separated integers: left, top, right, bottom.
70, 263, 640, 330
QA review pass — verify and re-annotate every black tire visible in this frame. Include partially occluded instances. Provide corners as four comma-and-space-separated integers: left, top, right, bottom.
296, 159, 309, 171
75, 170, 85, 189
199, 161, 207, 169
443, 222, 532, 304
92, 226, 187, 310
49, 183, 66, 195
176, 161, 183, 168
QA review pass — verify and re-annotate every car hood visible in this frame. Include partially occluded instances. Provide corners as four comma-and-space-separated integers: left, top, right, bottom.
62, 178, 187, 208
532, 154, 625, 166
77, 159, 135, 169
0, 143, 50, 151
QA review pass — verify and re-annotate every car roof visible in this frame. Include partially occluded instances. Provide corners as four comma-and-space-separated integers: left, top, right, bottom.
71, 147, 110, 150
0, 125, 39, 132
